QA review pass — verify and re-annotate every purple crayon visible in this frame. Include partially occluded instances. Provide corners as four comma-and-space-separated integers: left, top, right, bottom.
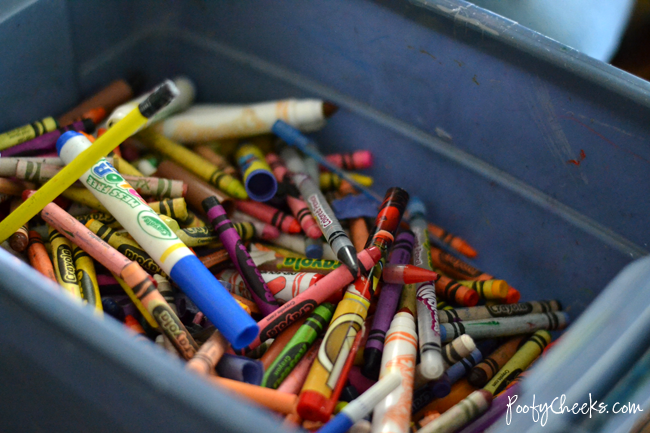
362, 230, 416, 379
456, 384, 519, 433
1, 119, 95, 157
202, 196, 279, 316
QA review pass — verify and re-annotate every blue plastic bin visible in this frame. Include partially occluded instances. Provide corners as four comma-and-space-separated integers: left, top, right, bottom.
1, 0, 649, 431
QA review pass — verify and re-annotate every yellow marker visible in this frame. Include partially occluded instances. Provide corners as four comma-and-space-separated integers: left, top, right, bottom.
136, 129, 248, 199
0, 81, 178, 242
113, 273, 158, 329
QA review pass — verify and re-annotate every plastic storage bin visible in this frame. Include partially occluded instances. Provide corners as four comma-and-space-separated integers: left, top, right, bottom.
1, 0, 649, 431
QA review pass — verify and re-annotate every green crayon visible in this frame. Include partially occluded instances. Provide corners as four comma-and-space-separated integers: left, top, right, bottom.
261, 302, 335, 389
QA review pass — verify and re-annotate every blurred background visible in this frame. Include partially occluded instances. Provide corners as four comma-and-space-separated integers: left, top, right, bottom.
470, 0, 650, 79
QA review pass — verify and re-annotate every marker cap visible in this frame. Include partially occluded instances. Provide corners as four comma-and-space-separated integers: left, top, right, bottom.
297, 390, 332, 423
244, 168, 278, 202
170, 255, 258, 349
316, 413, 354, 433
406, 197, 426, 218
56, 130, 83, 155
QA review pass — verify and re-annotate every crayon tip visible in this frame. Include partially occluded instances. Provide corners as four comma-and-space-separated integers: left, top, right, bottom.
458, 243, 478, 258
468, 368, 488, 388
322, 101, 339, 119
288, 219, 302, 234
361, 349, 382, 381
297, 390, 332, 422
505, 287, 520, 304
226, 181, 249, 200
337, 245, 359, 276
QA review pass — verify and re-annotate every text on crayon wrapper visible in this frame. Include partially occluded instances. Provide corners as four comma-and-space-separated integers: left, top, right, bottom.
308, 195, 332, 228
506, 394, 644, 427
416, 283, 441, 335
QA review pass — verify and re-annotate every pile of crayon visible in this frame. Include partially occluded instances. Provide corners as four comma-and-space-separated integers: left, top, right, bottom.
0, 76, 570, 433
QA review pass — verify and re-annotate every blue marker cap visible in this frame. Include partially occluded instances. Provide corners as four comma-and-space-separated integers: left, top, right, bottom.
406, 196, 426, 218
244, 169, 278, 202
56, 130, 83, 155
170, 255, 258, 349
216, 353, 264, 385
317, 412, 354, 433
305, 238, 324, 259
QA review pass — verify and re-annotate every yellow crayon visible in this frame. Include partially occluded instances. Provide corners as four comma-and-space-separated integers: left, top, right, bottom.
254, 242, 307, 259
0, 117, 58, 151
147, 197, 189, 222
113, 273, 158, 329
74, 212, 122, 228
175, 223, 254, 248
112, 155, 144, 177
72, 246, 103, 315
484, 330, 551, 395
194, 144, 239, 177
62, 187, 109, 213
0, 97, 151, 242
180, 210, 206, 228
48, 225, 82, 299
158, 214, 181, 233
457, 279, 509, 300
136, 129, 247, 199
319, 172, 374, 192
235, 142, 277, 202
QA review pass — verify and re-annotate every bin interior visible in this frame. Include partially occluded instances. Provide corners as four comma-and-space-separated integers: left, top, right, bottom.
1, 0, 649, 431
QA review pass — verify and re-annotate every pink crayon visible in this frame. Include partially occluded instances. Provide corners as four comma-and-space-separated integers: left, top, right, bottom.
231, 210, 280, 241
235, 199, 301, 234
277, 339, 322, 394
245, 246, 382, 351
323, 150, 373, 171
266, 152, 322, 239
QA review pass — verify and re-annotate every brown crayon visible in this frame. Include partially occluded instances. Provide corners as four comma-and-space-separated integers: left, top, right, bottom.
58, 79, 135, 126
8, 199, 29, 252
468, 336, 526, 387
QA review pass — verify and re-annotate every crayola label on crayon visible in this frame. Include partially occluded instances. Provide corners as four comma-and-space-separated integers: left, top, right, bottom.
152, 303, 195, 359
281, 257, 340, 272
57, 245, 77, 284
259, 299, 317, 341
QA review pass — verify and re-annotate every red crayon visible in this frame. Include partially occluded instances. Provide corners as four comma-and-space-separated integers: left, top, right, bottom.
245, 246, 382, 351
236, 199, 301, 234
265, 152, 322, 239
381, 264, 439, 284
435, 275, 480, 307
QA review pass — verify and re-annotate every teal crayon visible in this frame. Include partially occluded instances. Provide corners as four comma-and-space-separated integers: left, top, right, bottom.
261, 302, 335, 389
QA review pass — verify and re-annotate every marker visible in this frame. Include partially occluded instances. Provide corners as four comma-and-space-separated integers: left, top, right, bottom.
56, 131, 257, 349
315, 372, 402, 433
272, 120, 382, 203
246, 246, 381, 351
408, 198, 444, 381
235, 142, 277, 202
293, 172, 358, 275
381, 264, 439, 285
0, 80, 178, 243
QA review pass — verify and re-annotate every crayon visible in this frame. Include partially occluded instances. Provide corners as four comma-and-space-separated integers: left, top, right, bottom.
319, 172, 374, 192
504, 287, 521, 304
26, 230, 57, 283
371, 314, 418, 433
186, 330, 228, 375
434, 275, 479, 307
154, 99, 334, 142
0, 81, 177, 243
232, 294, 255, 315
249, 246, 381, 351
147, 198, 190, 224
180, 210, 206, 228
8, 199, 29, 252
124, 315, 149, 343
103, 298, 126, 322
442, 335, 476, 368
273, 121, 382, 203
484, 331, 552, 396
257, 242, 308, 259
203, 196, 279, 316
257, 256, 341, 274
58, 78, 136, 125
216, 354, 264, 385
415, 379, 477, 419
231, 210, 280, 240
175, 223, 254, 247
119, 175, 186, 199
219, 269, 325, 304
315, 373, 402, 433
62, 187, 109, 213
381, 264, 439, 285
136, 129, 247, 199
198, 248, 231, 270
277, 341, 321, 395
441, 312, 568, 343
194, 144, 239, 177
349, 217, 369, 253
57, 132, 256, 349
113, 273, 159, 329
293, 172, 358, 274
153, 274, 177, 313
467, 337, 526, 387
263, 303, 336, 389
72, 212, 121, 228
426, 222, 477, 259
72, 246, 103, 313
0, 178, 35, 197
159, 214, 181, 234
106, 76, 195, 131
85, 219, 165, 276
235, 142, 277, 202
0, 117, 58, 151
456, 279, 508, 300
324, 151, 373, 171
326, 327, 366, 413
363, 230, 415, 380
260, 316, 310, 370
456, 385, 518, 433
111, 155, 144, 177
306, 237, 326, 260
235, 199, 301, 234
408, 198, 444, 381
438, 300, 562, 323
0, 157, 65, 176
265, 152, 321, 239
48, 225, 82, 299
412, 349, 483, 414
418, 390, 493, 433
1, 119, 94, 158
207, 375, 300, 415
271, 232, 325, 259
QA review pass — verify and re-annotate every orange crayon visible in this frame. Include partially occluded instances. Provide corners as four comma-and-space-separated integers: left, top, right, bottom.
426, 222, 477, 258
208, 376, 298, 415
26, 230, 57, 283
